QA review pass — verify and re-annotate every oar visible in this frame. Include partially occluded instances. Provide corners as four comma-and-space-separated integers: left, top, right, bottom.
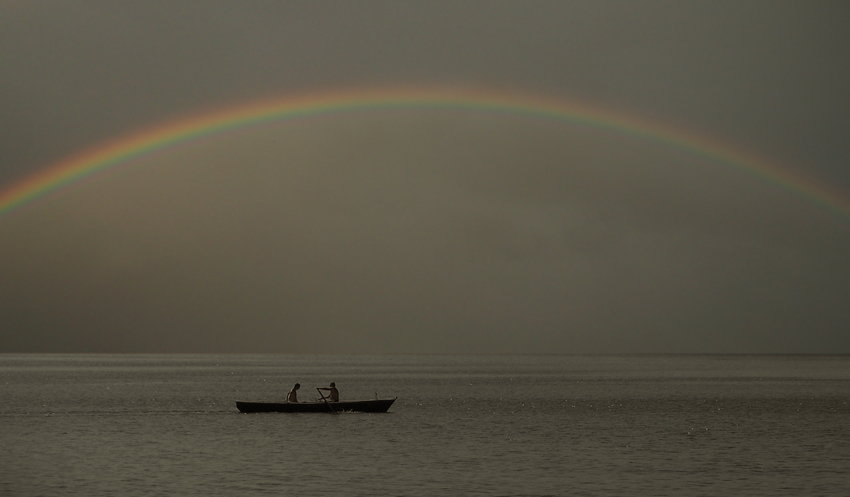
317, 388, 337, 414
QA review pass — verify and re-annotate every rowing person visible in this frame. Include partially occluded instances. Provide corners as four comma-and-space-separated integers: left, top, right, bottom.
287, 383, 300, 403
318, 382, 339, 402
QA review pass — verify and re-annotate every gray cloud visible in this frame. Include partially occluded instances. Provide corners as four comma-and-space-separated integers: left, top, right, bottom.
1, 2, 849, 353
2, 114, 848, 353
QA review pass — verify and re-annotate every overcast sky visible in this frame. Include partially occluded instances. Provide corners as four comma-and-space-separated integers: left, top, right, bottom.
1, 1, 849, 353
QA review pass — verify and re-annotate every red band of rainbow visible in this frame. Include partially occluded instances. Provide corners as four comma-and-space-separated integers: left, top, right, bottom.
2, 88, 848, 223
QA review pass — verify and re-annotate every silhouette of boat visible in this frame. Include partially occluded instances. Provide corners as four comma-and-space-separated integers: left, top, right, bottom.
235, 398, 396, 413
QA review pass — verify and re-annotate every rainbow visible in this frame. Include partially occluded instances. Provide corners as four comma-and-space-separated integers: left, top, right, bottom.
1, 88, 848, 223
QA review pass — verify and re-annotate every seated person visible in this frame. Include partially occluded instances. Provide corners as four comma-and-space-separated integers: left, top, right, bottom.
318, 382, 339, 402
287, 383, 300, 403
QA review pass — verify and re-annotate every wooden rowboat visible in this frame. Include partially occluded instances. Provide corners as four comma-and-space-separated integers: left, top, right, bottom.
236, 398, 396, 413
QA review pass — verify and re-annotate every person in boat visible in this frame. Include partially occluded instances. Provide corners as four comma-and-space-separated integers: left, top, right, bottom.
318, 382, 339, 402
287, 383, 300, 403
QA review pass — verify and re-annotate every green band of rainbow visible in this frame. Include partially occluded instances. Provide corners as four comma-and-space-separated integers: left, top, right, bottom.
1, 88, 848, 223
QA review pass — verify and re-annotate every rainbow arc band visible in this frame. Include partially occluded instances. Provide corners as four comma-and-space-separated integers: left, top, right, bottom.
1, 88, 848, 223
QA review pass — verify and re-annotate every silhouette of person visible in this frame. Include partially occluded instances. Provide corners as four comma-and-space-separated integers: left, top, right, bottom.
287, 383, 300, 403
318, 382, 339, 402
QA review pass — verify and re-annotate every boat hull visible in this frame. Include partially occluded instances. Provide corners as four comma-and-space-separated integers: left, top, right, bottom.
236, 398, 396, 413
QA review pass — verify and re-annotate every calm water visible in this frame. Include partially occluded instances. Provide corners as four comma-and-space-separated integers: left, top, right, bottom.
1, 354, 848, 496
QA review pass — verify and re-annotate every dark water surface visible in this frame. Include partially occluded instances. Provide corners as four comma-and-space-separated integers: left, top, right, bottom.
1, 354, 848, 496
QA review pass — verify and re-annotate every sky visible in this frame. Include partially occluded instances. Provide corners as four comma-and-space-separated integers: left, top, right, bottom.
1, 1, 849, 354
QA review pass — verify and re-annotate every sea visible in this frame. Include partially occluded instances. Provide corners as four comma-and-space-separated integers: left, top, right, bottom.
1, 354, 848, 497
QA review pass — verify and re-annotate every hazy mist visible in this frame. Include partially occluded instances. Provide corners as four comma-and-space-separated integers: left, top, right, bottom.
2, 2, 849, 353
